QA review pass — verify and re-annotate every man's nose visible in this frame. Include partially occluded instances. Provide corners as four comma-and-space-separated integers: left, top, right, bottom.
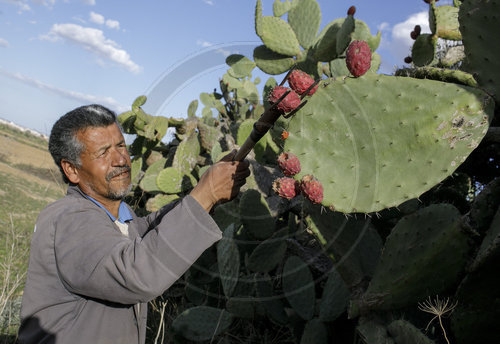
111, 147, 129, 166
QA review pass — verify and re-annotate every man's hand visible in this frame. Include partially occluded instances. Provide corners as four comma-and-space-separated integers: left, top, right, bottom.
190, 150, 250, 212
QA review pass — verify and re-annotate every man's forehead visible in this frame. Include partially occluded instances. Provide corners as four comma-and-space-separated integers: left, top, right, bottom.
77, 124, 124, 148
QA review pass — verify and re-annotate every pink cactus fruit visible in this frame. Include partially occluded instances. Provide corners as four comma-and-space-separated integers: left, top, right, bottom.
345, 40, 372, 77
268, 86, 301, 113
277, 152, 301, 177
272, 177, 299, 200
300, 175, 324, 204
288, 70, 318, 96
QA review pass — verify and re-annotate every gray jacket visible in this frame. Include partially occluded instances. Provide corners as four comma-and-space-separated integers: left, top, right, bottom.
19, 185, 222, 344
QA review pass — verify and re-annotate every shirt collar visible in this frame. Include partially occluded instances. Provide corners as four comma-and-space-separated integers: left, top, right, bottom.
84, 194, 133, 224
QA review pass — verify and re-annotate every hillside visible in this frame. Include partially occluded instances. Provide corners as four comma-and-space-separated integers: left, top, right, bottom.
0, 122, 65, 340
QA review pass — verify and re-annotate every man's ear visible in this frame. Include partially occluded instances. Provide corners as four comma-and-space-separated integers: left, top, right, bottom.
61, 159, 80, 184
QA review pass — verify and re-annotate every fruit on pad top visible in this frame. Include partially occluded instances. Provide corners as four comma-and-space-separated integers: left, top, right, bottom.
268, 86, 301, 113
288, 70, 318, 96
346, 40, 371, 77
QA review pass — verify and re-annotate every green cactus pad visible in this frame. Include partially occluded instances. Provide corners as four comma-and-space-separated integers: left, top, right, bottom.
172, 131, 200, 174
387, 320, 435, 344
217, 224, 240, 298
273, 0, 294, 17
143, 116, 169, 141
130, 158, 142, 186
329, 57, 349, 78
411, 34, 438, 67
300, 319, 328, 344
255, 274, 288, 325
288, 0, 321, 50
247, 229, 287, 273
263, 77, 278, 109
145, 193, 179, 212
312, 18, 343, 62
198, 122, 222, 153
356, 318, 395, 344
254, 45, 296, 75
395, 67, 478, 88
255, 0, 263, 36
460, 0, 500, 103
362, 204, 468, 311
213, 199, 241, 237
282, 255, 315, 320
132, 95, 147, 108
226, 297, 254, 319
336, 15, 355, 55
187, 99, 198, 117
238, 80, 260, 105
258, 16, 301, 56
139, 158, 166, 192
306, 203, 382, 288
471, 207, 500, 272
172, 306, 233, 341
156, 167, 196, 194
226, 54, 256, 79
434, 5, 461, 40
318, 269, 350, 322
451, 260, 500, 344
352, 20, 381, 52
284, 74, 493, 213
239, 190, 275, 240
223, 72, 243, 89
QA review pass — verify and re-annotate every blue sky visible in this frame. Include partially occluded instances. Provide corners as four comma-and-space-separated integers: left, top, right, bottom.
0, 0, 437, 135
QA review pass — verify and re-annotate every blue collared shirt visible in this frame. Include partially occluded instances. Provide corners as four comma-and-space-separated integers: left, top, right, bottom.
85, 195, 133, 224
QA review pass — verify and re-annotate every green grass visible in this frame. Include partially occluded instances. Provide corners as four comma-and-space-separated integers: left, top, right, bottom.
0, 125, 63, 340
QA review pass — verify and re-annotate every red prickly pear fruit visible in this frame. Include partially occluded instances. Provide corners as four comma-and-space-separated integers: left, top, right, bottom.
300, 175, 324, 204
281, 130, 289, 140
268, 86, 301, 113
272, 177, 298, 200
404, 56, 413, 64
346, 40, 372, 77
288, 69, 318, 96
277, 152, 301, 176
414, 25, 421, 35
410, 30, 419, 40
347, 5, 356, 16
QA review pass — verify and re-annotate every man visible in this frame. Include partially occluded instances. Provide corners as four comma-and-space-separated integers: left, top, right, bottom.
18, 104, 250, 343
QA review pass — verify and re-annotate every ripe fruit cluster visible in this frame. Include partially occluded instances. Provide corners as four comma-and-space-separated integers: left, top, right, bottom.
273, 152, 324, 204
267, 69, 318, 114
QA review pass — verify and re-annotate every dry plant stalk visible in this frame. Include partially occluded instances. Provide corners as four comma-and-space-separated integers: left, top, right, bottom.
418, 295, 458, 344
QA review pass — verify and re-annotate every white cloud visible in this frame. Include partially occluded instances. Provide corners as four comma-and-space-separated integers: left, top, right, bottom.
377, 22, 389, 32
41, 23, 142, 74
196, 39, 213, 48
32, 0, 56, 6
0, 38, 9, 47
89, 11, 104, 25
105, 19, 120, 30
2, 0, 31, 13
389, 11, 429, 62
82, 0, 95, 5
202, 0, 214, 5
0, 68, 128, 112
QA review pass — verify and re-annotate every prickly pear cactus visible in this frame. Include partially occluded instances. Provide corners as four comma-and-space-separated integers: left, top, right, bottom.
284, 74, 493, 213
355, 204, 468, 313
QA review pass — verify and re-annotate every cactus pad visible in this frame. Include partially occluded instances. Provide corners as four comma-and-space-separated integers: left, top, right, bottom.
172, 306, 233, 341
459, 0, 500, 103
288, 0, 321, 49
217, 224, 240, 298
282, 255, 315, 320
362, 204, 468, 311
258, 16, 301, 56
284, 74, 493, 213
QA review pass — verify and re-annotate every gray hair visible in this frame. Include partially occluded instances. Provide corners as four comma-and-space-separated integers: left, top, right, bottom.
49, 104, 118, 183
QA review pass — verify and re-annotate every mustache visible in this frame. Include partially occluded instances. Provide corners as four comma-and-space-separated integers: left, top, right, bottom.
106, 166, 131, 182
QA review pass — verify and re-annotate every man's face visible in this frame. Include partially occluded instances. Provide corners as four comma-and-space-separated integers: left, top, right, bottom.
74, 123, 131, 202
